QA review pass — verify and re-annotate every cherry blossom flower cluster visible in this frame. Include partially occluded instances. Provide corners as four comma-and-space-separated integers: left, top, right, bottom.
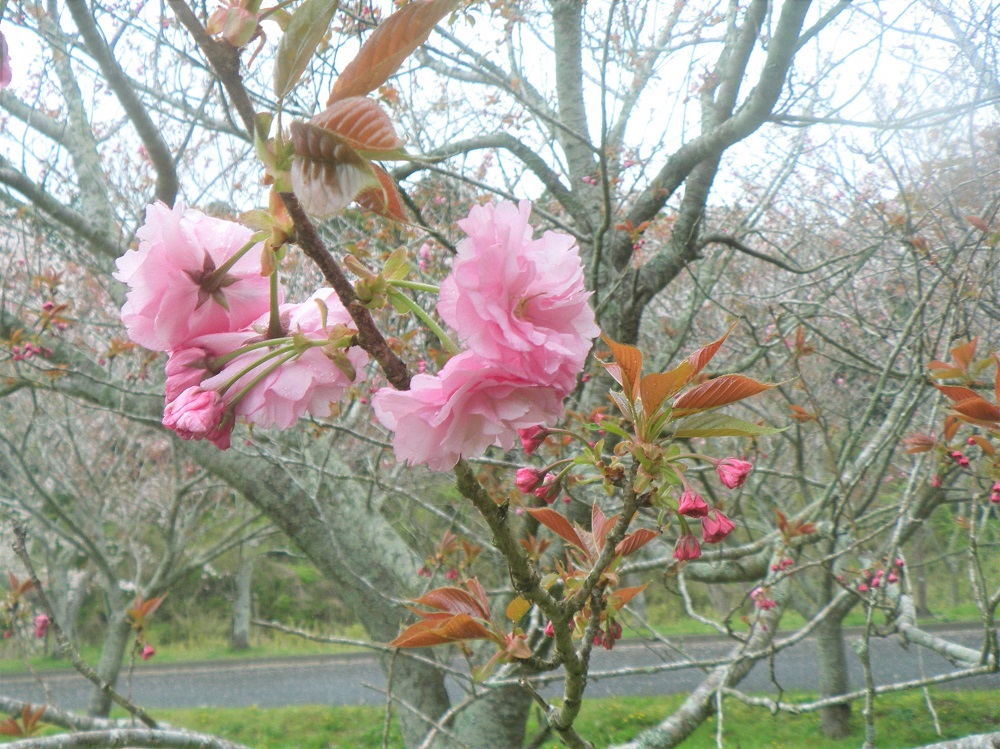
373, 200, 600, 471
671, 462, 750, 561
115, 202, 367, 448
840, 558, 903, 593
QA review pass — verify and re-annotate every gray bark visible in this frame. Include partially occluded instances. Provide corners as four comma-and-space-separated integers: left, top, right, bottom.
229, 547, 253, 651
86, 607, 133, 717
815, 614, 852, 739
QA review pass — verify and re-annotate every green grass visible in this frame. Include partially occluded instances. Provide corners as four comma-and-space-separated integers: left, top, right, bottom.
6, 691, 994, 748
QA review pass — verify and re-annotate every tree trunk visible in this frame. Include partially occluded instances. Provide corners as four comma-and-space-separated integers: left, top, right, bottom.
229, 547, 253, 651
87, 608, 133, 717
816, 614, 852, 739
51, 568, 90, 659
913, 525, 932, 617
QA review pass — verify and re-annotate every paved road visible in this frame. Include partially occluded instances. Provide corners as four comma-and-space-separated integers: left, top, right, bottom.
2, 628, 996, 711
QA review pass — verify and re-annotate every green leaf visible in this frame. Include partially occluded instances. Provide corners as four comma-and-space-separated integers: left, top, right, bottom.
670, 412, 783, 439
274, 0, 340, 98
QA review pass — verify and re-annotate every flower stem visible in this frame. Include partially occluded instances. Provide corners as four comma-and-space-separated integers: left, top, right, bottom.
386, 288, 459, 355
388, 279, 439, 294
266, 269, 283, 339
205, 235, 264, 287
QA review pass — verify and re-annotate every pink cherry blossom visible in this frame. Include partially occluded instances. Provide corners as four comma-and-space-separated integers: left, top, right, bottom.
437, 200, 599, 391
371, 350, 566, 472
164, 346, 212, 402
141, 644, 156, 661
715, 458, 753, 489
162, 387, 233, 449
673, 533, 701, 561
0, 30, 11, 90
676, 489, 709, 518
198, 289, 367, 430
115, 202, 272, 351
701, 510, 736, 544
33, 614, 49, 639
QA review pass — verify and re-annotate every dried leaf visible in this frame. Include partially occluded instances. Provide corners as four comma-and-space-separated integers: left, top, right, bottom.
329, 0, 457, 104
505, 596, 531, 622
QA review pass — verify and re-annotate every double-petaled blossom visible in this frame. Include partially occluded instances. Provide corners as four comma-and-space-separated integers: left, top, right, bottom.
162, 386, 233, 449
715, 458, 753, 489
750, 587, 776, 611
676, 489, 709, 518
701, 509, 736, 544
33, 614, 49, 639
373, 201, 598, 471
372, 351, 566, 472
437, 200, 599, 392
197, 289, 368, 430
141, 645, 156, 661
673, 533, 701, 561
114, 202, 272, 352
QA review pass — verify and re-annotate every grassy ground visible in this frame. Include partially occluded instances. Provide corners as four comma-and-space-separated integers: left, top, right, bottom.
7, 691, 994, 748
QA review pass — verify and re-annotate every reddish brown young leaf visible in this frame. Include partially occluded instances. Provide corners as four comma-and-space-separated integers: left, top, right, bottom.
526, 507, 587, 553
412, 586, 491, 620
927, 362, 965, 380
0, 718, 23, 737
950, 397, 1000, 424
328, 0, 457, 104
789, 405, 816, 422
943, 415, 960, 443
389, 613, 494, 648
354, 165, 408, 222
965, 215, 990, 233
614, 528, 659, 557
774, 509, 788, 535
683, 321, 737, 377
672, 375, 775, 416
465, 578, 491, 619
22, 706, 44, 736
901, 433, 936, 454
934, 384, 981, 404
601, 334, 643, 401
949, 338, 978, 370
290, 122, 380, 217
608, 584, 648, 610
310, 97, 405, 154
969, 434, 995, 456
591, 503, 607, 547
639, 363, 695, 418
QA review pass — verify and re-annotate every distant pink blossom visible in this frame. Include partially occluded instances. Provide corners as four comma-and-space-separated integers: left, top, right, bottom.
715, 458, 752, 489
198, 289, 367, 430
701, 510, 736, 544
141, 644, 156, 661
437, 200, 598, 392
676, 489, 708, 518
114, 202, 271, 351
33, 614, 49, 639
0, 30, 11, 91
750, 587, 776, 611
371, 350, 566, 472
162, 387, 232, 449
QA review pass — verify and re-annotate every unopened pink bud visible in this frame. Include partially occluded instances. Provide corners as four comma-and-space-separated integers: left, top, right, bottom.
141, 644, 155, 661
